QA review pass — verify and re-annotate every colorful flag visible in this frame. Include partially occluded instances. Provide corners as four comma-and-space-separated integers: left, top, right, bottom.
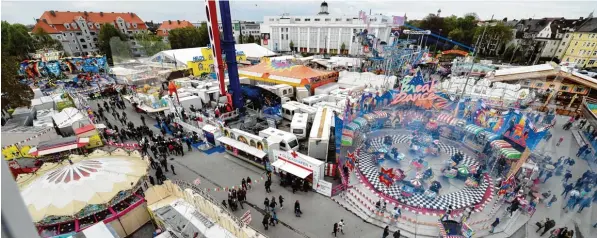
392, 16, 405, 26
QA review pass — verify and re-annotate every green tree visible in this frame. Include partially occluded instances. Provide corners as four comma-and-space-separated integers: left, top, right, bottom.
1, 51, 33, 110
98, 23, 127, 64
2, 21, 35, 59
501, 45, 515, 62
110, 37, 133, 62
247, 34, 255, 44
255, 36, 261, 45
134, 31, 170, 56
168, 25, 209, 49
289, 40, 294, 52
474, 22, 513, 56
238, 30, 244, 44
340, 42, 346, 55
32, 28, 63, 51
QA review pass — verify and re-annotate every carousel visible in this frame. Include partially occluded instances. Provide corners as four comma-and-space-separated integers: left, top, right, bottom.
16, 149, 150, 237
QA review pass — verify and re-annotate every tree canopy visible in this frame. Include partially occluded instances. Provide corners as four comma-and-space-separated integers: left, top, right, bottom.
1, 21, 36, 110
32, 28, 64, 51
168, 25, 209, 49
134, 31, 170, 56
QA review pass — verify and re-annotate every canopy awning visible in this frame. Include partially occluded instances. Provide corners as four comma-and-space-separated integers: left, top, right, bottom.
491, 140, 512, 149
437, 114, 456, 125
464, 124, 484, 135
478, 130, 499, 141
271, 159, 312, 179
29, 137, 89, 156
217, 137, 267, 159
500, 147, 522, 159
353, 118, 368, 127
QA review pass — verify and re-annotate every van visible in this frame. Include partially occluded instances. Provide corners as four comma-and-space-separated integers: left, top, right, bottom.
259, 128, 300, 151
291, 113, 309, 139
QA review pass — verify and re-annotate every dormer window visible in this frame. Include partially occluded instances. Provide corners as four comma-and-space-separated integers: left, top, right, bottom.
95, 23, 100, 28
71, 22, 78, 29
64, 23, 70, 29
126, 22, 131, 28
88, 22, 94, 29
132, 23, 137, 28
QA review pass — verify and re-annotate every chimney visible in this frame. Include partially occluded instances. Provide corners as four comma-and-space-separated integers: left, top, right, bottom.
580, 17, 584, 20
42, 19, 48, 24
177, 20, 181, 24
168, 20, 172, 24
100, 12, 104, 16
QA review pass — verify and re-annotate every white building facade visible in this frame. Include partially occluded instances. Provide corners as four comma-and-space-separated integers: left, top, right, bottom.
260, 2, 393, 55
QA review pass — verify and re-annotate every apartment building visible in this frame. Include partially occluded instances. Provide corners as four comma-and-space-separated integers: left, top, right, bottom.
32, 10, 147, 57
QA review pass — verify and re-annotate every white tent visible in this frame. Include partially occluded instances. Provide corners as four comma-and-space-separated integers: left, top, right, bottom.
52, 107, 91, 135
337, 71, 397, 90
147, 43, 277, 68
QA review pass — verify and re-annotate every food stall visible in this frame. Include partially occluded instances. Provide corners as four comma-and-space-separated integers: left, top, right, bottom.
271, 149, 326, 194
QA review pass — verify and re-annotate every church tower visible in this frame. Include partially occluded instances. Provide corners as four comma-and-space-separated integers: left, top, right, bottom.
318, 1, 329, 15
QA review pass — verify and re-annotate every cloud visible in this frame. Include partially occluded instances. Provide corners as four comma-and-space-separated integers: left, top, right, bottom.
1, 0, 594, 25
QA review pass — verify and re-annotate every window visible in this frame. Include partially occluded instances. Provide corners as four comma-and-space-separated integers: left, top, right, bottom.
560, 85, 569, 91
64, 23, 70, 29
76, 32, 82, 36
535, 83, 544, 88
576, 86, 585, 92
56, 35, 61, 40
559, 49, 563, 53
126, 23, 131, 28
582, 59, 586, 64
70, 33, 74, 36
90, 32, 96, 35
88, 22, 93, 29
62, 33, 67, 37
305, 18, 311, 21
522, 80, 531, 86
295, 18, 301, 21
593, 43, 596, 47
82, 45, 88, 49
80, 39, 86, 43
84, 30, 88, 34
75, 46, 79, 50
565, 34, 569, 38
575, 42, 578, 46
579, 34, 583, 38
93, 38, 98, 42
589, 60, 596, 65
133, 23, 137, 28
314, 18, 320, 21
325, 18, 331, 22
269, 18, 275, 22
335, 18, 341, 21
346, 19, 351, 21
571, 49, 574, 54
71, 23, 77, 29
561, 42, 565, 45
593, 51, 597, 56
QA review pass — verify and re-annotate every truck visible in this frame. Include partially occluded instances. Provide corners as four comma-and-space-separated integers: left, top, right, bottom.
257, 84, 295, 99
301, 94, 329, 107
308, 107, 334, 162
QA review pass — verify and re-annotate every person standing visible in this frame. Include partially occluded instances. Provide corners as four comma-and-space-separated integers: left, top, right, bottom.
539, 218, 555, 236
562, 183, 573, 198
563, 171, 572, 183
490, 218, 499, 233
508, 199, 520, 217
241, 178, 247, 190
547, 195, 557, 208
279, 195, 284, 209
265, 179, 272, 193
269, 197, 277, 212
382, 226, 390, 238
557, 136, 564, 146
578, 196, 592, 212
294, 200, 302, 217
140, 115, 146, 126
583, 148, 592, 160
246, 176, 252, 189
543, 170, 553, 183
263, 197, 270, 210
392, 230, 401, 238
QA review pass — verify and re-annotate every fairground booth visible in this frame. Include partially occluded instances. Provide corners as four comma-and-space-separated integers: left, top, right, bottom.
238, 58, 339, 94
16, 149, 150, 237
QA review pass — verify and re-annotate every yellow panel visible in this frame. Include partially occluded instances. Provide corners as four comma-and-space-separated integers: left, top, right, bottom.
85, 134, 104, 149
2, 145, 21, 160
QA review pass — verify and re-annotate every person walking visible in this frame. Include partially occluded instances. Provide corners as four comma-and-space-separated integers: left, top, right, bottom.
338, 219, 345, 234
577, 144, 588, 157
332, 223, 338, 237
140, 115, 146, 126
294, 200, 302, 217
392, 230, 401, 238
241, 178, 247, 190
265, 179, 272, 193
562, 183, 573, 198
246, 176, 252, 189
543, 170, 553, 183
563, 171, 572, 183
279, 195, 284, 209
268, 212, 276, 227
269, 197, 277, 212
440, 205, 453, 221
490, 218, 499, 233
547, 195, 557, 208
508, 199, 520, 217
578, 196, 592, 212
262, 213, 269, 230
170, 164, 176, 175
583, 148, 592, 160
557, 136, 564, 146
382, 226, 390, 238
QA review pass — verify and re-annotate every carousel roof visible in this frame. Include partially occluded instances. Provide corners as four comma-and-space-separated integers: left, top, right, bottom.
17, 149, 149, 222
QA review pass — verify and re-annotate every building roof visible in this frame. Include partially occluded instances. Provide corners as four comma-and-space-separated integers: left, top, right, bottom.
515, 18, 556, 35
156, 20, 194, 36
33, 10, 147, 33
31, 20, 60, 34
239, 59, 332, 82
576, 17, 597, 33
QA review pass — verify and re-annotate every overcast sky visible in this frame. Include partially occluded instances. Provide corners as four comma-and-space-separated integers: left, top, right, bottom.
2, 0, 595, 25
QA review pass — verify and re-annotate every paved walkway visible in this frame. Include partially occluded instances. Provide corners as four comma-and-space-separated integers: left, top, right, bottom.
90, 99, 597, 237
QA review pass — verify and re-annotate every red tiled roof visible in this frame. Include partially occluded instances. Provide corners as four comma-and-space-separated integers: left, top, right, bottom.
156, 20, 194, 36
36, 11, 147, 32
32, 21, 60, 34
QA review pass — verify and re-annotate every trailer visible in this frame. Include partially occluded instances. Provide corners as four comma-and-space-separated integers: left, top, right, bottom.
308, 107, 334, 162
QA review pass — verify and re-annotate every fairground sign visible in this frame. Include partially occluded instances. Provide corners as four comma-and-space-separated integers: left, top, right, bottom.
391, 70, 437, 104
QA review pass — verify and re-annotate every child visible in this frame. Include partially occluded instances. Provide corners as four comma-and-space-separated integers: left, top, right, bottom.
557, 136, 564, 146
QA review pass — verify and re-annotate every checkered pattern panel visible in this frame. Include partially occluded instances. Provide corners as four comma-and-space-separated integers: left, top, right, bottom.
356, 135, 488, 210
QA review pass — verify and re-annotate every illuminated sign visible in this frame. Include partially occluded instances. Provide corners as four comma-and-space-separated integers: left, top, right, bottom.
192, 56, 205, 62
236, 50, 245, 56
391, 70, 437, 104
